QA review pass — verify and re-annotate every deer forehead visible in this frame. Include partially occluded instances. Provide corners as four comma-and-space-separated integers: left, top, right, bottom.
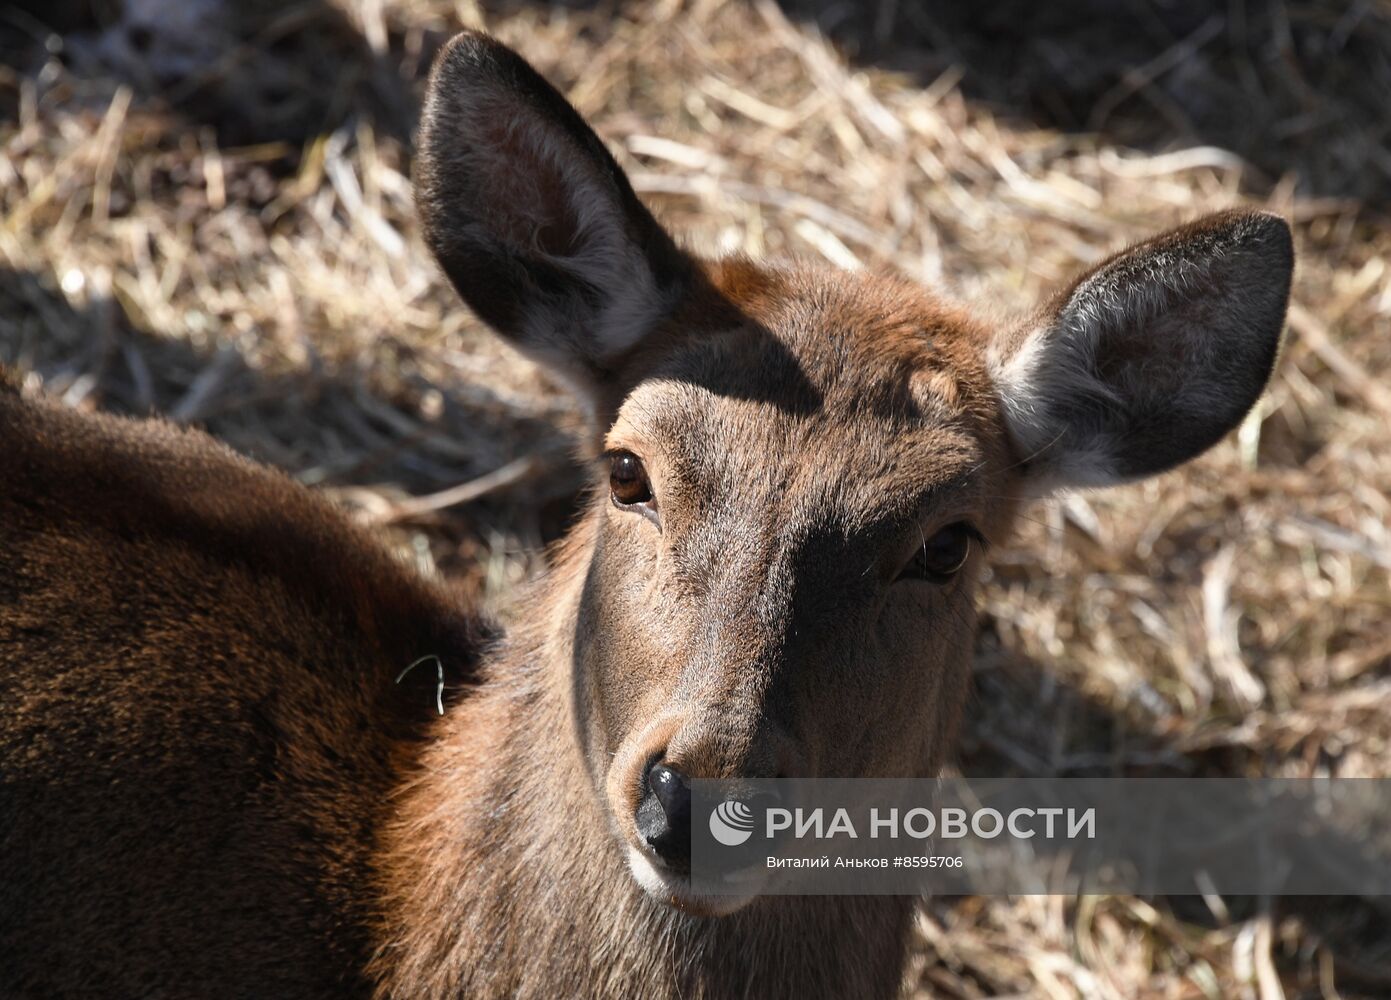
604, 264, 1002, 525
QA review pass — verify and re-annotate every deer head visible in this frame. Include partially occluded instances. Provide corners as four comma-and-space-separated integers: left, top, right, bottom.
415, 32, 1292, 915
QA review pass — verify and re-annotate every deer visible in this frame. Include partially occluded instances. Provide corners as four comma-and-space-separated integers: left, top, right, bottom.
0, 30, 1292, 1000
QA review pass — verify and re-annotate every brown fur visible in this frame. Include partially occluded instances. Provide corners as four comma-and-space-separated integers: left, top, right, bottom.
0, 31, 1292, 1000
0, 386, 488, 996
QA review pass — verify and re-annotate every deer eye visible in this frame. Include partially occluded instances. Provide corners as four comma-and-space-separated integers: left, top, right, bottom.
898, 523, 978, 584
609, 451, 654, 508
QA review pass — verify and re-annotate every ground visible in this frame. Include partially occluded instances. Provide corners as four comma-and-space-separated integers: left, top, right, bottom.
2, 1, 1389, 997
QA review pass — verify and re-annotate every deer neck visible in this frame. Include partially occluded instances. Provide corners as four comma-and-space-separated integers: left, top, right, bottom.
373, 530, 916, 999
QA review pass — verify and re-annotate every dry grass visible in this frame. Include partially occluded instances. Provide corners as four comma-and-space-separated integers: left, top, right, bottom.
2, 1, 1389, 997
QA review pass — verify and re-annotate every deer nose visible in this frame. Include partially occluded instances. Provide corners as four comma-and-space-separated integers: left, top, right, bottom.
635, 761, 691, 870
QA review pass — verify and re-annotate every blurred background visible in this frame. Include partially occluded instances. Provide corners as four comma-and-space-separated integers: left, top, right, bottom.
2, 1, 1388, 996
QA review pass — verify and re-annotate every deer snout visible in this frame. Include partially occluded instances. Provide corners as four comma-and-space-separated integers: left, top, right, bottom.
622, 722, 805, 860
609, 712, 806, 914
635, 761, 692, 870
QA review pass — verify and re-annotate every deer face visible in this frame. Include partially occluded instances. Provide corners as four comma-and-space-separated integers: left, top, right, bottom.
575, 265, 1012, 904
416, 33, 1292, 914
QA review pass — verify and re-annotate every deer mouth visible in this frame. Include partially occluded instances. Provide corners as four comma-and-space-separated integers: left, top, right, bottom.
623, 841, 760, 918
623, 764, 771, 916
609, 760, 756, 916
607, 725, 772, 915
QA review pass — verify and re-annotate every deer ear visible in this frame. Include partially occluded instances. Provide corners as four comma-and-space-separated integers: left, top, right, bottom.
415, 32, 691, 398
988, 210, 1293, 490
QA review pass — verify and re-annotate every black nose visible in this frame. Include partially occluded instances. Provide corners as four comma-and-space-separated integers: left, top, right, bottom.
635, 761, 692, 870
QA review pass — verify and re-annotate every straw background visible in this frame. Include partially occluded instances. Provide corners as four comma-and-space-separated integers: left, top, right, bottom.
2, 1, 1388, 996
